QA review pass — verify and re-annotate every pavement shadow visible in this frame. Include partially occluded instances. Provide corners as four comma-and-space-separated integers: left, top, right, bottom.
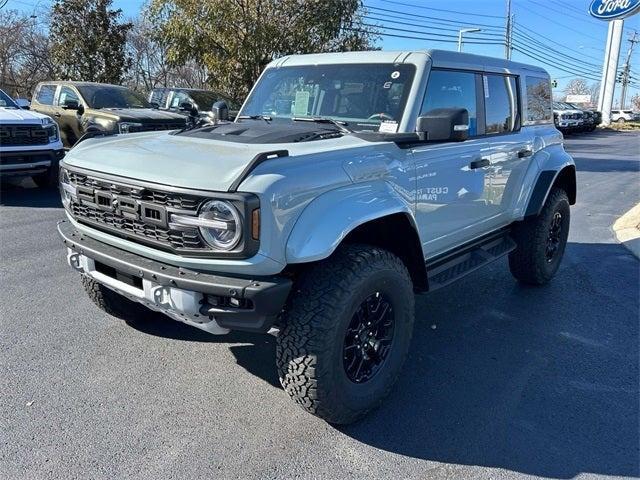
338, 241, 639, 478
573, 157, 640, 173
125, 241, 639, 478
0, 178, 62, 208
125, 314, 281, 389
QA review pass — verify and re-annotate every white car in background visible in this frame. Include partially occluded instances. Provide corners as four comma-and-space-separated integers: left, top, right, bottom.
0, 89, 64, 188
610, 109, 639, 123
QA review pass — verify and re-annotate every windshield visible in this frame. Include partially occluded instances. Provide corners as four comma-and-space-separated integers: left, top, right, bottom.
188, 91, 238, 111
0, 89, 18, 108
78, 85, 150, 109
239, 63, 416, 130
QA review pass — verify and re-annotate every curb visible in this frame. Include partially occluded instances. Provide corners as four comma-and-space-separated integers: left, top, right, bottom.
613, 203, 640, 259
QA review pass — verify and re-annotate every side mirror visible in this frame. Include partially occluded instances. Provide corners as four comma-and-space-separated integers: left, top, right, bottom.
211, 100, 229, 122
180, 101, 198, 116
63, 99, 80, 110
416, 108, 469, 142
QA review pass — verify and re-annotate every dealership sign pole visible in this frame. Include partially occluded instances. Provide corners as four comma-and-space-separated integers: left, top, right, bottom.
589, 0, 640, 125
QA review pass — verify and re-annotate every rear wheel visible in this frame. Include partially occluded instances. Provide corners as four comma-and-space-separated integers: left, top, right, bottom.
276, 244, 415, 424
509, 188, 570, 285
617, 118, 625, 124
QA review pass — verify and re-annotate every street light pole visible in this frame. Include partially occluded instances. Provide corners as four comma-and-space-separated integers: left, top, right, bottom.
458, 28, 482, 52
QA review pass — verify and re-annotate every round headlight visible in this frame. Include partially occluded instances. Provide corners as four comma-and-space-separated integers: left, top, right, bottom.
198, 200, 242, 250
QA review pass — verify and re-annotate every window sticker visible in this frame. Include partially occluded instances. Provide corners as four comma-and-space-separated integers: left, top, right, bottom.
483, 76, 490, 98
391, 71, 400, 79
379, 120, 398, 133
293, 91, 311, 116
383, 81, 392, 89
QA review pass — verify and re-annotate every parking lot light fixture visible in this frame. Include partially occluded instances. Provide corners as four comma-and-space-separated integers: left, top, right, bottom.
458, 28, 482, 52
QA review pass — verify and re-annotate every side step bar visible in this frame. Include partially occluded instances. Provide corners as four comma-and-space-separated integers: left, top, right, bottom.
426, 230, 516, 292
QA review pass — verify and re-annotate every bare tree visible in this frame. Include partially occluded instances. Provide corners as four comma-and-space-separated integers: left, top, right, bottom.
564, 78, 591, 97
125, 16, 208, 93
0, 10, 55, 98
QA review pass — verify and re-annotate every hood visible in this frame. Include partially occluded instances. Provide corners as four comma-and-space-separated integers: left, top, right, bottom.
0, 107, 54, 124
62, 126, 377, 192
89, 108, 187, 123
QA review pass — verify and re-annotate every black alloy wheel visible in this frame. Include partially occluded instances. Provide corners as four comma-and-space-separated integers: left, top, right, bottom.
343, 292, 395, 384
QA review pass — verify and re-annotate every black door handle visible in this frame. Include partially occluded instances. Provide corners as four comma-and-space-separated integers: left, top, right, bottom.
518, 148, 533, 158
470, 158, 490, 169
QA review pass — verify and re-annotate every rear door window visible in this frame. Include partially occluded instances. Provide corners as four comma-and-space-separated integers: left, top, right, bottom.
483, 74, 519, 134
524, 76, 552, 124
35, 84, 57, 105
421, 70, 478, 136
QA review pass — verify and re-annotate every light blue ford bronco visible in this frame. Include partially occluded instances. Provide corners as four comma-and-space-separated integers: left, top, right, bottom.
57, 50, 575, 424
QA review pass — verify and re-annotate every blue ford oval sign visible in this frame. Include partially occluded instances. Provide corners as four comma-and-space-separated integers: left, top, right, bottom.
589, 0, 640, 19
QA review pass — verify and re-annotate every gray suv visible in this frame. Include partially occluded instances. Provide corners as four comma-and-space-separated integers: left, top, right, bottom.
56, 50, 575, 424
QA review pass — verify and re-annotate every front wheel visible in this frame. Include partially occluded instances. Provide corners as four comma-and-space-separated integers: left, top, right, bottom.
276, 244, 415, 424
509, 188, 570, 285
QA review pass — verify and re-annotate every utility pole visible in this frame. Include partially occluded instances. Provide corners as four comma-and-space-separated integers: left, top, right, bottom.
598, 19, 625, 125
504, 0, 513, 59
619, 31, 638, 109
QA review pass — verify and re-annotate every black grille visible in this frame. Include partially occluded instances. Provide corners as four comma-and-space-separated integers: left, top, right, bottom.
0, 124, 51, 146
68, 171, 201, 210
67, 171, 207, 252
129, 123, 185, 133
71, 203, 204, 250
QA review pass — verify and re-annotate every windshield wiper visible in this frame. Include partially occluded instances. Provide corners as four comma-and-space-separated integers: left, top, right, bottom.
292, 116, 353, 133
237, 114, 272, 122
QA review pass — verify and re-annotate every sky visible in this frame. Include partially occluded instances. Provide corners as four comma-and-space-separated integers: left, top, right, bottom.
6, 0, 640, 106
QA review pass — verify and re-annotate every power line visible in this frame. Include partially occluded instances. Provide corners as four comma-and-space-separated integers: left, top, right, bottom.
364, 14, 505, 38
345, 26, 505, 46
379, 0, 504, 19
516, 2, 607, 41
359, 22, 502, 44
526, 0, 608, 29
512, 28, 602, 69
512, 45, 601, 81
515, 22, 605, 56
364, 5, 505, 31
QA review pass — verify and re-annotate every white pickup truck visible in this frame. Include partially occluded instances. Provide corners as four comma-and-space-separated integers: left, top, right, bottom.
0, 89, 65, 188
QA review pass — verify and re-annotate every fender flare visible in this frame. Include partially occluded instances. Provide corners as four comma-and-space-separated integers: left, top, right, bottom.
524, 165, 576, 217
286, 181, 416, 264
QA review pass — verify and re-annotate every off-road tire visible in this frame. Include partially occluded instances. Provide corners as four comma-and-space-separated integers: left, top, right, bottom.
276, 244, 415, 424
81, 275, 150, 321
509, 188, 570, 285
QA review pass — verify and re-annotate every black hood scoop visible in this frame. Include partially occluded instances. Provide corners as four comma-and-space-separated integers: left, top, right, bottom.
177, 120, 343, 144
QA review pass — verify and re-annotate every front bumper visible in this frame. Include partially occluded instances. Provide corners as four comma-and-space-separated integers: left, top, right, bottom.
58, 220, 292, 334
0, 149, 65, 176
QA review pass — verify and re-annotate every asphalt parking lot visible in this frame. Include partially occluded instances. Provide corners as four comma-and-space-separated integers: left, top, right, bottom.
1, 130, 638, 480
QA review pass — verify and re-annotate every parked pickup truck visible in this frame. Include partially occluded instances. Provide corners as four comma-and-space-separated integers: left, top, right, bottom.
0, 88, 64, 187
148, 87, 241, 122
553, 102, 584, 133
30, 81, 187, 148
57, 50, 575, 424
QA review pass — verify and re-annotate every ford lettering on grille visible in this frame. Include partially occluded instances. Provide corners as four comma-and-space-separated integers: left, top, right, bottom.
81, 189, 169, 228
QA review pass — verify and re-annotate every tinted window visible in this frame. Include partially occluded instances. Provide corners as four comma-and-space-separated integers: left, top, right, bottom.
149, 89, 168, 107
421, 70, 478, 136
58, 86, 79, 106
0, 90, 18, 108
241, 64, 416, 130
77, 85, 150, 109
525, 76, 552, 123
36, 84, 56, 105
484, 74, 519, 134
170, 91, 190, 108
